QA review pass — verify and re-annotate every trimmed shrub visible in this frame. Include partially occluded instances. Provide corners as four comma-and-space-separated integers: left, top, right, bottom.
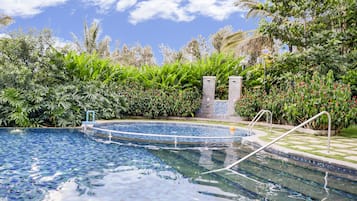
119, 85, 201, 119
235, 88, 264, 120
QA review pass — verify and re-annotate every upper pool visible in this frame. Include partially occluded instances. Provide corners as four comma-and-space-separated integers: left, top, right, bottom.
0, 124, 357, 200
88, 122, 249, 147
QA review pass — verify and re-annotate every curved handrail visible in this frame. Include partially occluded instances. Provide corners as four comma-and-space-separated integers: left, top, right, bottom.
203, 111, 331, 174
84, 126, 242, 148
248, 109, 272, 134
89, 126, 239, 140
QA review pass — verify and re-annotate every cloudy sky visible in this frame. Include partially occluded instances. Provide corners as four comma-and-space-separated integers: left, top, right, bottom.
0, 0, 259, 62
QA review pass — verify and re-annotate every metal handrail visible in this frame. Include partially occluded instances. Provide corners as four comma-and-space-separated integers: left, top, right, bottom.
203, 111, 331, 175
248, 109, 272, 134
85, 110, 96, 123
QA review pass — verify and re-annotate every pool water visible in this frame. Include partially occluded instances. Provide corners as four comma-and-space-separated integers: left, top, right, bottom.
91, 122, 247, 146
0, 128, 356, 200
96, 122, 249, 137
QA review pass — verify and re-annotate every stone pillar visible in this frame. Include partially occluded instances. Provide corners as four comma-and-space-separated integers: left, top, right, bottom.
199, 76, 216, 118
227, 76, 243, 116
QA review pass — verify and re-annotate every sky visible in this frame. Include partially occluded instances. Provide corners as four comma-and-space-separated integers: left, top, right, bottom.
0, 0, 259, 63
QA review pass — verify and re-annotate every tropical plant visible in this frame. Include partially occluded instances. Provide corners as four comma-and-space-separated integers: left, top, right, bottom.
235, 71, 357, 132
72, 20, 112, 57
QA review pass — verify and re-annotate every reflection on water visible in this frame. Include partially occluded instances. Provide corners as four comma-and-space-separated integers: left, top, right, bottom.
150, 146, 357, 201
1, 128, 356, 201
45, 167, 239, 201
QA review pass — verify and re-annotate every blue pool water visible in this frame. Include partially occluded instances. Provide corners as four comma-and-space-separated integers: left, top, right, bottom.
1, 126, 357, 200
95, 122, 248, 137
91, 122, 248, 145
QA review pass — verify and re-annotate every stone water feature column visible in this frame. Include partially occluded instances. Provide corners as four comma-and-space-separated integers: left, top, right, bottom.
227, 76, 243, 116
199, 76, 216, 118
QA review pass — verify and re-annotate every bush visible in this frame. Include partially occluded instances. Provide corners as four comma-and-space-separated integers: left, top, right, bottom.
235, 71, 357, 132
235, 88, 264, 120
0, 81, 127, 127
119, 86, 201, 118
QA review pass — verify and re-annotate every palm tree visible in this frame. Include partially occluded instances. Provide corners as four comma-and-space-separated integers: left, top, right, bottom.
220, 29, 273, 65
84, 20, 100, 54
235, 0, 273, 18
72, 20, 111, 57
215, 0, 279, 62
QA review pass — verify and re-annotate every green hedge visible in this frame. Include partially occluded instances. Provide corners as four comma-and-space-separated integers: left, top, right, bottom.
235, 71, 357, 132
119, 85, 201, 118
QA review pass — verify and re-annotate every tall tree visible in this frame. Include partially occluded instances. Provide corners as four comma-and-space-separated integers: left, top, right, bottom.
211, 26, 233, 53
72, 20, 111, 57
111, 43, 156, 67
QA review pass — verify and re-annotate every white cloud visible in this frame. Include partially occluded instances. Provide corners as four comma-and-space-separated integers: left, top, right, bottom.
0, 33, 11, 39
116, 0, 137, 12
129, 0, 194, 24
126, 0, 243, 24
0, 0, 244, 23
83, 0, 117, 12
0, 0, 68, 17
185, 0, 242, 21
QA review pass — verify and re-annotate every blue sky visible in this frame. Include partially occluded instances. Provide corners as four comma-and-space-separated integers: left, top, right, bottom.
0, 0, 259, 63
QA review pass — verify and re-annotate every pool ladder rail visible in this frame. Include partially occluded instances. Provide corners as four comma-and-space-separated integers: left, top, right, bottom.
248, 109, 273, 135
203, 111, 332, 175
82, 110, 96, 131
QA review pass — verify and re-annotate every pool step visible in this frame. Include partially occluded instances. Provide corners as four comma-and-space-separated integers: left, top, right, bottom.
151, 149, 264, 200
151, 149, 303, 200
159, 148, 357, 201
210, 147, 357, 197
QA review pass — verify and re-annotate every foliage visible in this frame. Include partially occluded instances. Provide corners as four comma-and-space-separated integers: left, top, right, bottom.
72, 20, 111, 57
235, 88, 264, 120
0, 81, 127, 127
64, 51, 115, 82
235, 71, 357, 132
119, 85, 201, 118
0, 31, 126, 127
256, 0, 357, 80
239, 64, 264, 89
111, 44, 156, 67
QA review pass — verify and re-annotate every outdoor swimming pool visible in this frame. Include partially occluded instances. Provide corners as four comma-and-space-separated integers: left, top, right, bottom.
0, 124, 356, 200
87, 122, 248, 147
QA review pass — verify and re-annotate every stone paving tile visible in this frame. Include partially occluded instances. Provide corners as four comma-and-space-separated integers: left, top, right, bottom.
315, 150, 346, 156
341, 143, 357, 147
333, 149, 357, 155
330, 144, 355, 148
306, 139, 325, 144
345, 156, 357, 161
291, 145, 315, 150
283, 141, 306, 145
310, 145, 331, 149
298, 137, 320, 141
332, 138, 357, 143
276, 142, 289, 146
